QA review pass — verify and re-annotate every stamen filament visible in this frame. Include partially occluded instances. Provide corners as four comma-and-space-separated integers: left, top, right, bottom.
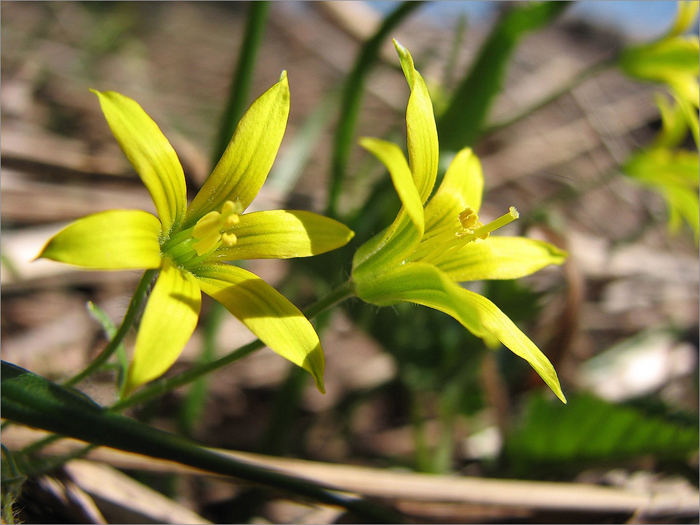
459, 206, 519, 243
412, 206, 519, 265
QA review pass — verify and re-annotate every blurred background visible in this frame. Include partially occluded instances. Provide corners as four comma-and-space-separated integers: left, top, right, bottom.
2, 2, 698, 523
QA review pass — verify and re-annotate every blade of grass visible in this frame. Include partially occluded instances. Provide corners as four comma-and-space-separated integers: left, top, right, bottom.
1, 361, 404, 523
211, 1, 271, 166
437, 2, 569, 151
327, 1, 424, 218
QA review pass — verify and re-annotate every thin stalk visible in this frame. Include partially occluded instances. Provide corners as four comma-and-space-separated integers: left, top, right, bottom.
410, 389, 432, 473
111, 279, 355, 412
327, 1, 423, 218
211, 1, 270, 166
63, 269, 158, 387
483, 57, 616, 136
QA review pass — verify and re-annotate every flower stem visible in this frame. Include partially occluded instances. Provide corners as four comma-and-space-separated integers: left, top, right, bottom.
63, 269, 158, 388
111, 279, 355, 411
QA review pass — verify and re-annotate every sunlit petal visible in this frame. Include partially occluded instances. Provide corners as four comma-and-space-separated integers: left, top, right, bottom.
435, 237, 567, 282
395, 40, 439, 204
186, 72, 290, 225
194, 262, 325, 393
211, 210, 353, 261
123, 260, 201, 396
92, 90, 187, 233
37, 210, 162, 270
359, 137, 424, 234
354, 262, 565, 402
425, 147, 484, 233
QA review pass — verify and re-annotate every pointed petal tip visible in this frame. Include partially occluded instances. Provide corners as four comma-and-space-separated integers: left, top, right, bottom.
314, 376, 326, 395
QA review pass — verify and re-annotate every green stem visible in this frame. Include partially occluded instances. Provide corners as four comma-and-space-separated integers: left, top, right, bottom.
63, 269, 158, 388
483, 57, 616, 136
327, 1, 424, 218
212, 1, 270, 167
111, 279, 355, 412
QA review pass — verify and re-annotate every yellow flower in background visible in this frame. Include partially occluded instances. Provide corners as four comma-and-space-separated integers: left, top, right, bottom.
39, 73, 354, 396
619, 1, 699, 123
622, 94, 699, 242
351, 41, 567, 403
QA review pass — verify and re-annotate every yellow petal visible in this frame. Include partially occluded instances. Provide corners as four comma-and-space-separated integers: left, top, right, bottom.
211, 210, 353, 261
185, 72, 290, 225
123, 260, 201, 396
37, 210, 162, 269
359, 137, 424, 234
354, 262, 566, 403
435, 237, 567, 282
92, 91, 187, 233
668, 1, 699, 37
425, 147, 484, 233
394, 40, 439, 204
193, 263, 325, 393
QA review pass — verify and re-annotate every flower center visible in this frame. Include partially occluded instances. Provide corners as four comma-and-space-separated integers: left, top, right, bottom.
161, 200, 243, 268
410, 206, 519, 264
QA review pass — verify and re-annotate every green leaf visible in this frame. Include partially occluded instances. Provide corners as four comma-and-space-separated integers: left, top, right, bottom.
0, 362, 403, 523
437, 2, 569, 150
504, 392, 699, 477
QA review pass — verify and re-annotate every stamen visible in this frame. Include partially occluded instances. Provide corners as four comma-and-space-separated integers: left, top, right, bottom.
458, 206, 519, 242
412, 206, 519, 265
221, 233, 237, 246
190, 199, 241, 256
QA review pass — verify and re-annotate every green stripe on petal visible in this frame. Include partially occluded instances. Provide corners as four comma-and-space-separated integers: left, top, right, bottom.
37, 210, 162, 270
186, 73, 290, 225
425, 148, 483, 233
123, 260, 201, 396
395, 40, 439, 204
435, 237, 567, 282
211, 210, 354, 261
354, 262, 565, 403
193, 263, 325, 393
92, 91, 187, 233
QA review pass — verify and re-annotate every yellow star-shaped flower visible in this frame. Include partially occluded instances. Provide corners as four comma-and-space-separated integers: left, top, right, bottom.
351, 41, 567, 403
39, 73, 354, 396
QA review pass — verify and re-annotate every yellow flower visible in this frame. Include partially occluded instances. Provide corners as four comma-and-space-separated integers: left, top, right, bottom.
38, 73, 354, 396
619, 1, 699, 118
351, 41, 567, 403
622, 94, 699, 242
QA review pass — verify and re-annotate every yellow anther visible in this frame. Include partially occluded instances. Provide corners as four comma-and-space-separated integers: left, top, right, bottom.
458, 207, 479, 230
221, 200, 236, 215
221, 233, 237, 247
224, 214, 240, 228
192, 232, 221, 256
